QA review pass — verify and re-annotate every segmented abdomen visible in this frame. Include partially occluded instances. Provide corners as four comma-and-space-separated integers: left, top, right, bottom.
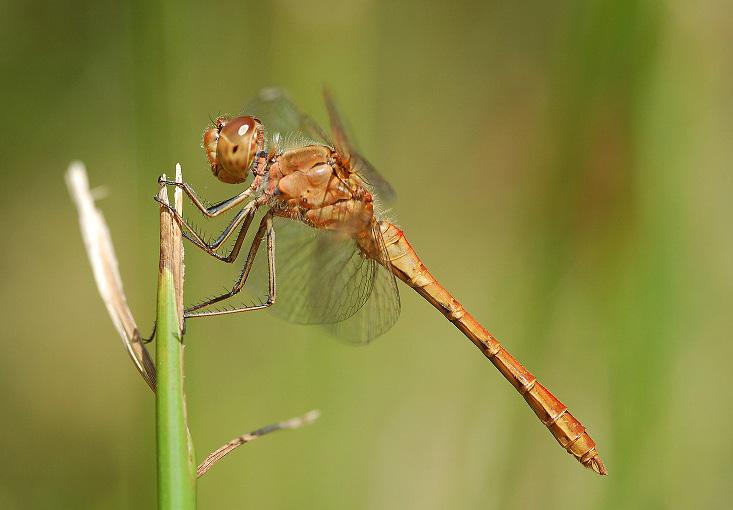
374, 220, 607, 475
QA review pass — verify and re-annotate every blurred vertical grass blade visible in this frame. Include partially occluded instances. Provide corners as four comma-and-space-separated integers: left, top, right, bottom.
65, 161, 156, 391
156, 165, 196, 508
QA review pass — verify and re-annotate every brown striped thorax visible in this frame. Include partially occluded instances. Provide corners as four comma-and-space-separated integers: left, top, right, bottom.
266, 145, 374, 235
204, 115, 264, 184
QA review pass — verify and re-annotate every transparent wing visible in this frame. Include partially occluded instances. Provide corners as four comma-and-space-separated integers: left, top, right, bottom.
268, 216, 401, 344
244, 88, 330, 152
245, 88, 397, 203
322, 88, 397, 203
349, 153, 397, 205
269, 216, 374, 325
325, 221, 401, 344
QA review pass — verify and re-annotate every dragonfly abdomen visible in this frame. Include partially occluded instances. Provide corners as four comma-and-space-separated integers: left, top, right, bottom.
376, 220, 607, 475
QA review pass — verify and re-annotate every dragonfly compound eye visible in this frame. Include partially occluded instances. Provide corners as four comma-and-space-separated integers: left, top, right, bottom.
213, 116, 263, 184
203, 116, 232, 179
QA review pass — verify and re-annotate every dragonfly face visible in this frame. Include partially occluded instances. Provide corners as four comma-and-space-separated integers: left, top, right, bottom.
204, 115, 264, 184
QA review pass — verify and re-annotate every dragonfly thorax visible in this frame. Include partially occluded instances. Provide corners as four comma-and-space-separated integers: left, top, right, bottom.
267, 145, 375, 235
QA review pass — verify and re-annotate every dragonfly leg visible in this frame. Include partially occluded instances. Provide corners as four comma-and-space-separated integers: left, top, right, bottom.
212, 206, 258, 263
157, 176, 255, 217
141, 322, 156, 344
185, 213, 276, 317
155, 197, 260, 262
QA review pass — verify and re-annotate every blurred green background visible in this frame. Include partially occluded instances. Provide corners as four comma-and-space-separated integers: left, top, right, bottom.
1, 0, 731, 508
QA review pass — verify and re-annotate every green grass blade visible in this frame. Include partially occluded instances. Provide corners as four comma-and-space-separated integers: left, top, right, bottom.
156, 168, 196, 509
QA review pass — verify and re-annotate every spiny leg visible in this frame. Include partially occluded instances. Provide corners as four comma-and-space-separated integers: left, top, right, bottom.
210, 207, 257, 264
157, 176, 256, 217
156, 197, 259, 262
183, 204, 258, 263
185, 213, 276, 318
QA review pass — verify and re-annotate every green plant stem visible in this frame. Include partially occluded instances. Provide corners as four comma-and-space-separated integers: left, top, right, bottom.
156, 175, 196, 509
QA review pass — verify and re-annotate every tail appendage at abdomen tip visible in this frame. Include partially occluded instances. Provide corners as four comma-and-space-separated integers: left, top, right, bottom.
377, 220, 607, 475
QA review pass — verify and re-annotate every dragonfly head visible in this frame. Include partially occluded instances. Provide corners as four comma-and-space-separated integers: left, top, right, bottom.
203, 115, 264, 184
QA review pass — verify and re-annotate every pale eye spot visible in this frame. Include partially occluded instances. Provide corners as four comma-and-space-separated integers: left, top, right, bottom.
238, 124, 250, 136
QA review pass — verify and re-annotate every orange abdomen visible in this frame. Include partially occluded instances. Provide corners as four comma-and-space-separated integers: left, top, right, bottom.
376, 220, 607, 475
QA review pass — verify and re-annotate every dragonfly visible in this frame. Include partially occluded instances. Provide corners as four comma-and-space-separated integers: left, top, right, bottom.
156, 88, 607, 475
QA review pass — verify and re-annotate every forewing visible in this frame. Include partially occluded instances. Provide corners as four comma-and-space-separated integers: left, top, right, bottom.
245, 88, 397, 201
322, 88, 397, 203
268, 217, 400, 344
270, 216, 376, 326
244, 88, 330, 151
349, 153, 397, 204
